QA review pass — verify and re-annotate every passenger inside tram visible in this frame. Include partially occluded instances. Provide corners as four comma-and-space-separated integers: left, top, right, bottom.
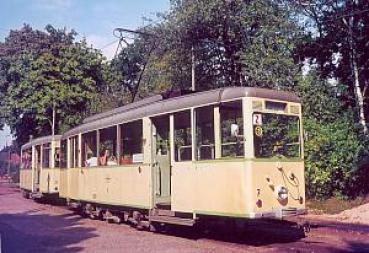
85, 152, 98, 167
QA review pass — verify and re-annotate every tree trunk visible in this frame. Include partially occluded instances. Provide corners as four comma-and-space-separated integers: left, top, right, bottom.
343, 3, 368, 134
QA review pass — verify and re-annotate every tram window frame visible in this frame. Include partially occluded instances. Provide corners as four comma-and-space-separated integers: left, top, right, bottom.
82, 131, 98, 167
119, 120, 143, 165
42, 143, 51, 168
99, 126, 118, 167
60, 140, 67, 169
220, 100, 244, 158
195, 106, 215, 160
174, 110, 192, 162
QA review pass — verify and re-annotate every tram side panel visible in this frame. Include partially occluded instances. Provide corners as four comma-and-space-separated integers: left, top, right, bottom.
59, 168, 68, 198
77, 165, 152, 209
171, 161, 196, 213
39, 168, 60, 194
20, 169, 33, 192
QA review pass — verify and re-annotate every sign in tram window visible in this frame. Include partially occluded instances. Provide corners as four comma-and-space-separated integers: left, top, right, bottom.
220, 101, 244, 157
253, 113, 300, 158
196, 106, 215, 160
82, 131, 98, 167
174, 110, 192, 161
120, 120, 143, 164
99, 126, 118, 166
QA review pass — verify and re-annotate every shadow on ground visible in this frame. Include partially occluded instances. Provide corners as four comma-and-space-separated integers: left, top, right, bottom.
339, 241, 369, 253
156, 219, 306, 247
0, 211, 98, 253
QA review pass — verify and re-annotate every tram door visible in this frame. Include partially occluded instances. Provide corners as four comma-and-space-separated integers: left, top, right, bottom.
152, 116, 171, 205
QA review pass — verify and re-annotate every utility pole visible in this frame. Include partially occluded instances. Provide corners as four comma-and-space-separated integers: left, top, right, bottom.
191, 46, 196, 91
52, 102, 55, 137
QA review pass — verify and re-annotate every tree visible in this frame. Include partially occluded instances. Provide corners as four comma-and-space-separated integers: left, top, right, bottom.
145, 0, 301, 91
0, 25, 105, 145
294, 0, 369, 134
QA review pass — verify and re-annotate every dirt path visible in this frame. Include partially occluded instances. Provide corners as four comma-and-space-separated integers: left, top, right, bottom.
1, 181, 369, 253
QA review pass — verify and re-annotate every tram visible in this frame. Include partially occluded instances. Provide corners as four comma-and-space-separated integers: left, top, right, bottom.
56, 87, 305, 227
20, 135, 61, 198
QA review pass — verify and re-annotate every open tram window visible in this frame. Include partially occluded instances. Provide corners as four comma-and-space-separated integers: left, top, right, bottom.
253, 113, 300, 158
195, 106, 215, 160
60, 140, 67, 168
174, 110, 192, 161
120, 120, 143, 164
99, 126, 118, 166
220, 101, 244, 157
42, 143, 51, 168
82, 131, 97, 167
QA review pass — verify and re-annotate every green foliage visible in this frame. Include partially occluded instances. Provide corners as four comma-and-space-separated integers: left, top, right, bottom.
298, 73, 369, 199
0, 25, 105, 145
304, 116, 368, 199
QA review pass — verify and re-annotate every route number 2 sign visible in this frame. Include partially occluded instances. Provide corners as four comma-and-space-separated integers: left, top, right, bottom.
253, 114, 262, 125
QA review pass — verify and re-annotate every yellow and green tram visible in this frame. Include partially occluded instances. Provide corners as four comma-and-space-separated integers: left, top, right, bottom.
20, 135, 61, 198
55, 87, 305, 227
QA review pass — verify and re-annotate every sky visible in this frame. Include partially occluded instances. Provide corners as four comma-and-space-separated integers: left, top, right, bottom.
0, 0, 170, 149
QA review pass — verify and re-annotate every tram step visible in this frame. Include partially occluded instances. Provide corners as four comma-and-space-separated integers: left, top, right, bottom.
31, 192, 43, 199
156, 209, 175, 217
149, 215, 195, 226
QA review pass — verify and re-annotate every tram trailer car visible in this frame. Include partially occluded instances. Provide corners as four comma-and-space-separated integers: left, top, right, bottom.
24, 87, 306, 229
20, 135, 62, 199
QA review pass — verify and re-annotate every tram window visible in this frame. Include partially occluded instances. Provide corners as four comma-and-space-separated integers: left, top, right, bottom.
42, 143, 51, 168
253, 113, 300, 158
68, 136, 79, 168
60, 140, 67, 168
120, 120, 143, 164
82, 131, 98, 167
196, 106, 215, 160
22, 149, 32, 170
74, 136, 79, 167
35, 145, 41, 169
69, 137, 75, 168
174, 110, 192, 161
99, 126, 118, 166
220, 101, 244, 157
54, 147, 60, 168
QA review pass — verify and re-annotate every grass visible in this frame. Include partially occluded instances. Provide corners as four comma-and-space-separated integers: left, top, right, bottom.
307, 196, 369, 215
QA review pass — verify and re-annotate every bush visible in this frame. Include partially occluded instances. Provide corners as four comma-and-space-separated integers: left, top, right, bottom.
304, 115, 369, 199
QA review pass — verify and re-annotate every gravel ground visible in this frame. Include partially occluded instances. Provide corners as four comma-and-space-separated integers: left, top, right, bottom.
331, 203, 369, 225
1, 180, 369, 253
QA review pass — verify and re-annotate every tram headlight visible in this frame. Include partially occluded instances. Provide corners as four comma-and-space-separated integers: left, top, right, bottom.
275, 185, 288, 201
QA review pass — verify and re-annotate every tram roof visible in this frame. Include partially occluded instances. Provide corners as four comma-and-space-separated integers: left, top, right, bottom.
22, 135, 62, 150
63, 87, 300, 138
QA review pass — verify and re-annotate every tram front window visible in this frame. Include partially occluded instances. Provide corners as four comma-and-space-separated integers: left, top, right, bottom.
253, 113, 300, 158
